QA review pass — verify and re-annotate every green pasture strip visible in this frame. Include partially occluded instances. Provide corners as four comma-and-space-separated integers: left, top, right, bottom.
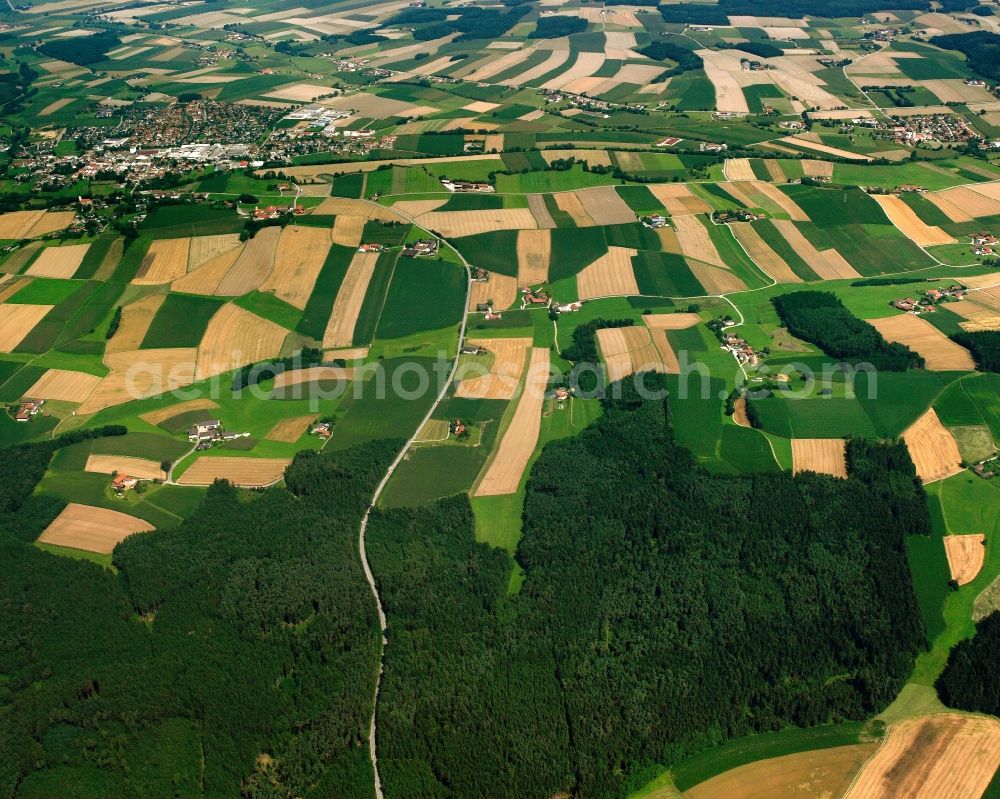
752, 219, 820, 281
632, 251, 705, 297
295, 244, 355, 341
234, 291, 303, 331
352, 250, 398, 346
141, 293, 226, 349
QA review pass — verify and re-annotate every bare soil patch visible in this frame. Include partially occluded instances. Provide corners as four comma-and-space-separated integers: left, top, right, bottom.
902, 408, 964, 484
38, 502, 154, 554
26, 368, 101, 403
576, 246, 639, 300
944, 534, 986, 586
845, 713, 1000, 799
25, 243, 90, 278
869, 314, 974, 371
792, 438, 847, 478
475, 347, 549, 496
177, 456, 290, 487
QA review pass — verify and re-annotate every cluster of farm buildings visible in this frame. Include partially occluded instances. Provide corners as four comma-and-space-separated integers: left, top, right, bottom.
892, 285, 966, 313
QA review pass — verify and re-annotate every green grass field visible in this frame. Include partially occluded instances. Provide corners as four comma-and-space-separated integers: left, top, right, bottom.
141, 294, 225, 349
375, 257, 465, 340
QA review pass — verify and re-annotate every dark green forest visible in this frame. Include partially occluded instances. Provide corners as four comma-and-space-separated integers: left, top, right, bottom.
936, 612, 1000, 716
773, 291, 923, 371
952, 331, 1000, 373
368, 376, 928, 799
0, 438, 400, 799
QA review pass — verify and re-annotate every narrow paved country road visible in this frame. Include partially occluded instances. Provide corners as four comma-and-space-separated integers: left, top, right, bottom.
354, 197, 473, 798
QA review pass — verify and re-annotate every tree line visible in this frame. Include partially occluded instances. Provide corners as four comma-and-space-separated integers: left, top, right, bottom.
773, 291, 923, 371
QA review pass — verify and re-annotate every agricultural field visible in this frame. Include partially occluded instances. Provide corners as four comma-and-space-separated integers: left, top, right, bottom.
6, 1, 1000, 797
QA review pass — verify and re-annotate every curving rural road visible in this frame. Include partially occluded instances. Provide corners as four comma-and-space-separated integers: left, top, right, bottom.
353, 198, 473, 798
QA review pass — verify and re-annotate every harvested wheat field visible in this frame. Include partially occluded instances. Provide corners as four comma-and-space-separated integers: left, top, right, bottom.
517, 229, 550, 285
273, 365, 353, 389
264, 414, 316, 443
944, 534, 986, 586
575, 186, 637, 225
177, 456, 291, 487
844, 713, 1000, 799
214, 225, 281, 295
0, 210, 75, 239
792, 438, 847, 478
647, 183, 712, 216
469, 271, 518, 311
725, 158, 756, 181
731, 223, 801, 283
733, 396, 750, 427
172, 246, 243, 295
139, 397, 219, 425
188, 233, 242, 270
686, 743, 877, 799
771, 220, 860, 279
107, 294, 165, 353
871, 194, 955, 246
332, 214, 366, 247
259, 225, 331, 308
391, 198, 446, 218
419, 208, 537, 238
84, 454, 165, 480
869, 314, 974, 371
323, 251, 381, 349
25, 243, 90, 278
802, 159, 835, 179
596, 325, 664, 382
38, 502, 154, 554
0, 304, 52, 352
643, 312, 700, 373
553, 192, 596, 226
26, 368, 102, 403
80, 348, 198, 414
133, 238, 191, 285
577, 247, 639, 300
475, 347, 549, 497
931, 186, 1000, 220
749, 181, 810, 222
688, 260, 747, 294
195, 304, 288, 380
0, 210, 45, 239
903, 408, 964, 484
313, 197, 407, 222
455, 337, 532, 400
527, 193, 557, 229
673, 215, 726, 268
